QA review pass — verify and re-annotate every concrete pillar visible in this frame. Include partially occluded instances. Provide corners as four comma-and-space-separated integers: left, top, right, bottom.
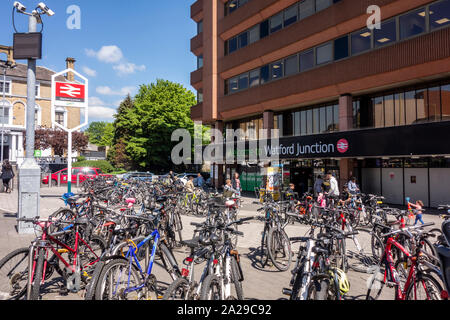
212, 120, 224, 189
263, 110, 274, 139
338, 94, 355, 189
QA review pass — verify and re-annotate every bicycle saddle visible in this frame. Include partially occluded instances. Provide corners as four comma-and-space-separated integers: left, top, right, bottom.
181, 237, 200, 249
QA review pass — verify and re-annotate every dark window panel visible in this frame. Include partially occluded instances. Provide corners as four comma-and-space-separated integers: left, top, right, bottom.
249, 69, 260, 87
334, 35, 349, 60
374, 19, 397, 47
300, 0, 315, 20
405, 90, 417, 125
428, 86, 441, 121
260, 20, 270, 39
284, 4, 298, 27
316, 42, 333, 65
351, 28, 372, 55
442, 84, 450, 121
300, 49, 314, 72
430, 0, 450, 30
238, 32, 248, 49
284, 54, 298, 76
270, 12, 283, 34
260, 65, 270, 84
399, 8, 426, 40
238, 73, 249, 90
228, 37, 238, 54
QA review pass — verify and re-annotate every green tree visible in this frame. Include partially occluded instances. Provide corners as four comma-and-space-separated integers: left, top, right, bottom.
85, 121, 114, 147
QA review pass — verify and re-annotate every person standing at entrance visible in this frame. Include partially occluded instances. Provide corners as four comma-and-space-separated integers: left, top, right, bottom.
347, 177, 360, 195
326, 172, 340, 197
1, 160, 14, 193
314, 175, 324, 196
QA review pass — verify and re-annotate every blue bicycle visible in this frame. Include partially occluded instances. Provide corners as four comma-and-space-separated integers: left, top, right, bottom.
94, 213, 181, 300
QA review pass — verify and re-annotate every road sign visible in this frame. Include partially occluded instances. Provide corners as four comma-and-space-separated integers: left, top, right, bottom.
51, 68, 89, 193
54, 81, 86, 107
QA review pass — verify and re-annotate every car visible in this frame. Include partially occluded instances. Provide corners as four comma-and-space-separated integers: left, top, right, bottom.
120, 171, 154, 182
41, 167, 114, 186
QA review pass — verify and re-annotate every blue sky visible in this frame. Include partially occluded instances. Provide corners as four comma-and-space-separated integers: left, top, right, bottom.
0, 0, 197, 122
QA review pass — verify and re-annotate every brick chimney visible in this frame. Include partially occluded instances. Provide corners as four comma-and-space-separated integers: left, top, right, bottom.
65, 57, 76, 82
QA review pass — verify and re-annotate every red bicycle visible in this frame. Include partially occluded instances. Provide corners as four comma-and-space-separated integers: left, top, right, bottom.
366, 222, 444, 300
17, 216, 105, 300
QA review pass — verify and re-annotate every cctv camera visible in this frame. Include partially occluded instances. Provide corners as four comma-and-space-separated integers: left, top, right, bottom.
37, 2, 55, 16
13, 1, 26, 12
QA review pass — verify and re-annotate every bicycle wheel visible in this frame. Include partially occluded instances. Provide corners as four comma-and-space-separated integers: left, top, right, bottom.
158, 243, 181, 281
334, 238, 348, 273
230, 256, 244, 300
94, 258, 141, 300
365, 262, 386, 300
405, 273, 443, 300
267, 227, 292, 271
200, 274, 222, 300
307, 278, 330, 300
78, 236, 106, 276
0, 248, 29, 300
29, 248, 45, 300
162, 278, 191, 300
259, 227, 269, 269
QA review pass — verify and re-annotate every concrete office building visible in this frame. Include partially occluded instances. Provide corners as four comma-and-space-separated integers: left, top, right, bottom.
189, 0, 450, 207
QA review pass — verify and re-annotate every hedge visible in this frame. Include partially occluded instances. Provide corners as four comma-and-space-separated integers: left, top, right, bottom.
72, 160, 115, 173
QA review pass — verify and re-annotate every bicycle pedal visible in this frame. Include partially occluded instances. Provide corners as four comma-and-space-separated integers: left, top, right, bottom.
58, 287, 69, 296
282, 288, 292, 296
385, 281, 396, 288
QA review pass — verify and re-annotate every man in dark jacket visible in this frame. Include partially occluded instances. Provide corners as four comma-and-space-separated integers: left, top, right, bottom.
1, 160, 15, 193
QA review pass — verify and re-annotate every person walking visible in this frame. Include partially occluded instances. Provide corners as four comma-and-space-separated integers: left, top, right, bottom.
409, 200, 425, 225
326, 172, 340, 197
196, 173, 205, 189
224, 179, 239, 198
232, 172, 242, 197
1, 160, 15, 193
185, 175, 195, 193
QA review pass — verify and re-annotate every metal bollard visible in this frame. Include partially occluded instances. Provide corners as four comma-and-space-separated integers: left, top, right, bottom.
48, 174, 51, 188
57, 173, 61, 187
76, 174, 80, 188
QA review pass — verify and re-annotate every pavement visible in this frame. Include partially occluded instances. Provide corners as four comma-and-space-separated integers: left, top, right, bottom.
0, 187, 446, 300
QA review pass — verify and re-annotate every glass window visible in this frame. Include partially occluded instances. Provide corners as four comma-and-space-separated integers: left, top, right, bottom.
197, 55, 203, 69
275, 114, 283, 137
405, 90, 417, 125
227, 0, 238, 14
197, 90, 203, 103
283, 112, 293, 136
300, 0, 315, 20
0, 80, 11, 94
229, 77, 239, 94
300, 49, 314, 72
228, 37, 238, 54
394, 92, 405, 126
270, 12, 283, 34
326, 105, 333, 131
442, 84, 450, 120
416, 88, 428, 123
399, 8, 426, 40
249, 25, 259, 44
249, 69, 260, 87
55, 111, 65, 126
333, 104, 339, 131
260, 20, 270, 39
260, 65, 270, 84
384, 94, 395, 127
306, 109, 313, 135
238, 32, 248, 49
238, 73, 249, 91
353, 100, 361, 128
0, 101, 10, 125
428, 86, 441, 121
284, 55, 298, 76
316, 42, 333, 65
284, 4, 298, 27
313, 108, 320, 134
374, 19, 397, 47
271, 61, 283, 80
430, 0, 450, 30
373, 96, 384, 128
320, 107, 327, 133
316, 0, 332, 12
301, 110, 307, 135
197, 21, 203, 34
294, 111, 301, 136
334, 35, 349, 60
351, 28, 372, 55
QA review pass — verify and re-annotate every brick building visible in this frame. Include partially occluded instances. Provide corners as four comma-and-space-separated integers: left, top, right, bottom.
190, 0, 450, 207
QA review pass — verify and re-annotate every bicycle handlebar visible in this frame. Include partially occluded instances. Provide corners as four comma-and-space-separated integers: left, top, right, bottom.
381, 222, 435, 237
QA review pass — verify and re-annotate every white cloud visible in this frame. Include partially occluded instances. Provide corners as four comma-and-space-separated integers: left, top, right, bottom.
96, 86, 137, 96
88, 106, 117, 120
113, 62, 146, 75
82, 66, 97, 77
85, 45, 123, 63
89, 96, 106, 106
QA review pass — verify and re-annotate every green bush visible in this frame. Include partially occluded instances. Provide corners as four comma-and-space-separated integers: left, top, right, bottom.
77, 156, 86, 162
72, 160, 115, 173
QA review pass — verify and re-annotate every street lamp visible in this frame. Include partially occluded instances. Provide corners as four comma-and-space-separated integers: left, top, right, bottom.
0, 59, 17, 164
13, 2, 55, 234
